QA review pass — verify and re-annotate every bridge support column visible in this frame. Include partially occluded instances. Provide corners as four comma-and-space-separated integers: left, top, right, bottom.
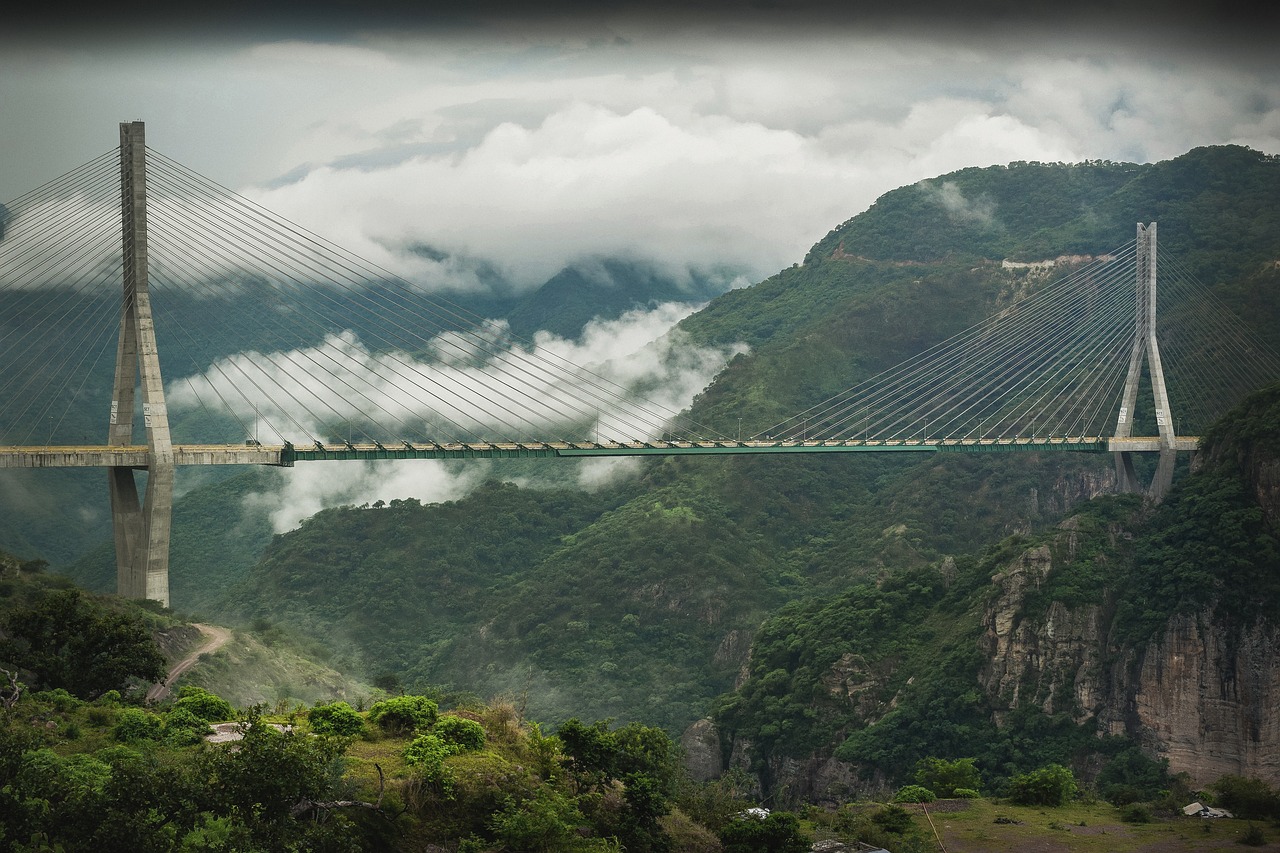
108, 121, 174, 606
1113, 222, 1178, 501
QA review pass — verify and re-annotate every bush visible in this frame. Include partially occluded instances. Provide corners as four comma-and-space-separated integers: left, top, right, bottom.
307, 701, 364, 737
368, 694, 438, 735
893, 784, 936, 803
164, 706, 212, 746
436, 715, 486, 752
1006, 764, 1077, 806
914, 756, 981, 798
1119, 803, 1152, 823
113, 707, 162, 743
1104, 783, 1144, 806
404, 732, 455, 794
872, 804, 915, 834
1239, 823, 1267, 846
173, 686, 234, 722
35, 688, 81, 713
720, 810, 810, 853
1211, 775, 1280, 820
953, 788, 981, 799
94, 690, 122, 707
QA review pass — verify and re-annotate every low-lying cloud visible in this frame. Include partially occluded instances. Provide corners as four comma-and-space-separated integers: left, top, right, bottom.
168, 301, 746, 530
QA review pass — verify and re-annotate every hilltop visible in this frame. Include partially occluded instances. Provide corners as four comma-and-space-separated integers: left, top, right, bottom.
50, 144, 1278, 739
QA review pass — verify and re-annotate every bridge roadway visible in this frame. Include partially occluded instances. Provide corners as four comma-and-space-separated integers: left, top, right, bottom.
0, 435, 1200, 468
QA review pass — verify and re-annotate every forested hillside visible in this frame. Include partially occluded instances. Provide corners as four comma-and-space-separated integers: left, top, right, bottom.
711, 380, 1280, 802
60, 144, 1273, 739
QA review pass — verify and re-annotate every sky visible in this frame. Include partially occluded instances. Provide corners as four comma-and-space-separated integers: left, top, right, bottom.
3, 1, 1277, 295
4, 0, 1279, 528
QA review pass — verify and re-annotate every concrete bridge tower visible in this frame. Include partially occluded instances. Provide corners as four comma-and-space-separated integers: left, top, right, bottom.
108, 121, 174, 606
1113, 222, 1178, 500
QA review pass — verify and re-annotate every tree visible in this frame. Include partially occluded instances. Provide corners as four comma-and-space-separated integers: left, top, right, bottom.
0, 590, 165, 699
914, 756, 982, 797
1006, 764, 1077, 806
368, 694, 438, 735
307, 701, 365, 737
719, 811, 810, 853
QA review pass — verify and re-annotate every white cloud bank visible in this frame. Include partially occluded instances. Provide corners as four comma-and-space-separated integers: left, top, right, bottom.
233, 40, 1278, 292
169, 301, 746, 530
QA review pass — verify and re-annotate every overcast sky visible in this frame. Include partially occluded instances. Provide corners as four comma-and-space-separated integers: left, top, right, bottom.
3, 1, 1277, 293
4, 1, 1277, 524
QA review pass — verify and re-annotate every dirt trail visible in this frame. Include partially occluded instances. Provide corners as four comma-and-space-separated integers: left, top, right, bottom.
146, 623, 232, 703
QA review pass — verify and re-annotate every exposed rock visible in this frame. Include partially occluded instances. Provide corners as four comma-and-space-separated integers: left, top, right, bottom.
1122, 613, 1280, 785
822, 653, 891, 721
681, 718, 724, 782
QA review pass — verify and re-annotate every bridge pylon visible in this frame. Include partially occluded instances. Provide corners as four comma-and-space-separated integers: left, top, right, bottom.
107, 121, 174, 607
1113, 222, 1178, 501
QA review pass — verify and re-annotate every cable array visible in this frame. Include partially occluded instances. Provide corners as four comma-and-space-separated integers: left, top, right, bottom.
760, 247, 1149, 442
0, 150, 124, 445
0, 147, 728, 447
141, 149, 726, 447
3, 143, 1280, 450
1155, 248, 1280, 434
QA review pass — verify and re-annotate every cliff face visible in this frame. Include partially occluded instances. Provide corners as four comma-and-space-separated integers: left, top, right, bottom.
698, 386, 1280, 800
978, 527, 1280, 786
1124, 614, 1280, 784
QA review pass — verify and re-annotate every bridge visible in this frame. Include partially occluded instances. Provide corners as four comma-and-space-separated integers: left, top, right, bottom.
2, 122, 1278, 605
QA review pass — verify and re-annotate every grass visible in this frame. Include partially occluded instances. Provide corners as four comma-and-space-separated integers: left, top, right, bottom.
912, 798, 1277, 852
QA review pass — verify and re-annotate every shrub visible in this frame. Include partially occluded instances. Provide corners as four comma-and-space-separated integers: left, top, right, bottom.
94, 690, 122, 707
1119, 803, 1152, 823
893, 784, 936, 803
307, 701, 364, 737
953, 788, 981, 799
1104, 783, 1144, 806
173, 686, 234, 722
720, 810, 810, 853
436, 715, 486, 752
404, 732, 455, 794
113, 707, 162, 743
488, 787, 585, 851
914, 756, 981, 798
1211, 775, 1280, 820
368, 694, 438, 735
1006, 764, 1077, 807
1239, 823, 1267, 846
164, 706, 212, 746
872, 804, 914, 834
35, 688, 81, 713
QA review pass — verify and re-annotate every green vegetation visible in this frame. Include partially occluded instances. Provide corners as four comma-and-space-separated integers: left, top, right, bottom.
914, 756, 982, 798
1, 675, 829, 851
0, 587, 165, 700
1006, 764, 1078, 806
4, 144, 1280, 842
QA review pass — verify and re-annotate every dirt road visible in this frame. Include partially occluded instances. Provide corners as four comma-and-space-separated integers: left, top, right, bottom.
146, 623, 232, 703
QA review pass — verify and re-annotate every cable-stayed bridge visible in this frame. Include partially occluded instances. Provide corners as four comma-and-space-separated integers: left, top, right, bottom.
2, 122, 1279, 605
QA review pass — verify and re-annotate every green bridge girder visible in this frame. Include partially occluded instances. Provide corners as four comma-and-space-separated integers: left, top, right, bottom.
277, 437, 1114, 466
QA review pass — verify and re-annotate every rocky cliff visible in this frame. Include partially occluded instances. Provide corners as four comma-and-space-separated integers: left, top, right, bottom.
697, 383, 1280, 800
978, 521, 1280, 787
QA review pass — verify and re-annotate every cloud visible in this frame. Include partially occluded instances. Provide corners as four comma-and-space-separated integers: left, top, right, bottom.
242, 458, 486, 534
3, 24, 1278, 298
919, 179, 997, 226
167, 300, 745, 444
173, 300, 746, 527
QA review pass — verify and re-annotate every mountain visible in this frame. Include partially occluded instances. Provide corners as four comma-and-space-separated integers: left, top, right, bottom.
101, 144, 1277, 742
0, 255, 723, 572
505, 257, 732, 339
707, 380, 1280, 803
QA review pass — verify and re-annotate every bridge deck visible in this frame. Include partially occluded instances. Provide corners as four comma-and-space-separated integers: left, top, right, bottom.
0, 436, 1198, 468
